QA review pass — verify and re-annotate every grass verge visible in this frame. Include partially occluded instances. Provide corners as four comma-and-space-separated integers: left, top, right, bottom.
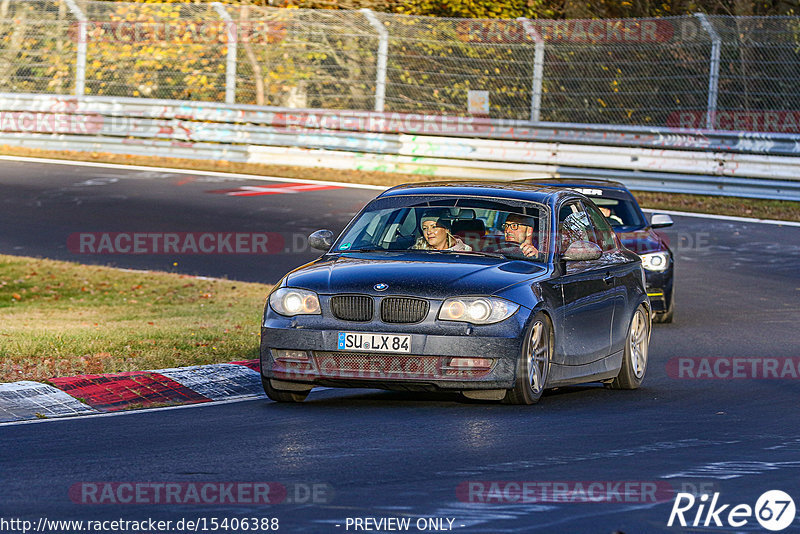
0, 254, 271, 383
2, 145, 798, 222
633, 191, 800, 222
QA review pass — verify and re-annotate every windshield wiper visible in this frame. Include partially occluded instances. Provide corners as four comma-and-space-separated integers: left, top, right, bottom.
439, 250, 508, 258
344, 248, 511, 259
342, 247, 391, 253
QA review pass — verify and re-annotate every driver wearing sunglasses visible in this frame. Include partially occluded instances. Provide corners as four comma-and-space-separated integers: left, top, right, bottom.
502, 213, 539, 257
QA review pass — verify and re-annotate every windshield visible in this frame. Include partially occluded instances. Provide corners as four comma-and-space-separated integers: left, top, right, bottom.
333, 196, 550, 262
586, 197, 647, 230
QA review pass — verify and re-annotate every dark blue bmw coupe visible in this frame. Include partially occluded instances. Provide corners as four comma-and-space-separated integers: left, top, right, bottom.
260, 181, 651, 404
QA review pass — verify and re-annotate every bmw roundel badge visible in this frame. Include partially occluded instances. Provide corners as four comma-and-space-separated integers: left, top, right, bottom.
374, 283, 389, 291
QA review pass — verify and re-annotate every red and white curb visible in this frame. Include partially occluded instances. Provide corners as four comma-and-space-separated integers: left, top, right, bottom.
0, 360, 262, 423
0, 381, 99, 421
155, 362, 262, 401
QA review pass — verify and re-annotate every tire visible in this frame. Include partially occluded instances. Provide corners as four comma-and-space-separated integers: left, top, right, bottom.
504, 312, 553, 405
653, 307, 673, 324
607, 305, 650, 390
261, 376, 309, 403
653, 287, 674, 324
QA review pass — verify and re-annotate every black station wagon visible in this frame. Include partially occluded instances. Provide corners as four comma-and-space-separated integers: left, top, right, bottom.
260, 181, 651, 404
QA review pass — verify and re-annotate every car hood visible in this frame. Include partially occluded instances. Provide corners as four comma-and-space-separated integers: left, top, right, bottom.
617, 229, 668, 255
284, 252, 548, 299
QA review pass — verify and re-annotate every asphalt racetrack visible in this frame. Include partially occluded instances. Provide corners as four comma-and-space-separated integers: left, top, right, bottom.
2, 159, 800, 532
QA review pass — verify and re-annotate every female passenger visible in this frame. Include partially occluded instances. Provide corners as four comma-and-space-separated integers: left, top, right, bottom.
412, 215, 472, 251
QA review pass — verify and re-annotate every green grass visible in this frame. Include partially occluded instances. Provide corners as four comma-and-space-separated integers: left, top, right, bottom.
0, 254, 271, 383
634, 191, 800, 222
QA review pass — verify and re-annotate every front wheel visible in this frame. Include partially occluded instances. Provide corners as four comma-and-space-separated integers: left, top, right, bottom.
261, 376, 309, 403
607, 305, 650, 389
504, 312, 552, 405
653, 287, 674, 324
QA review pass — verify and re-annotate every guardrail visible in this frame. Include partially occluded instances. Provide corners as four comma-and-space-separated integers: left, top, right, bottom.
3, 93, 799, 155
1, 93, 799, 201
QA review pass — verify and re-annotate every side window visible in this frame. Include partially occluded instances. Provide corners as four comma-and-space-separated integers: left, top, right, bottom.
584, 202, 617, 252
558, 202, 594, 253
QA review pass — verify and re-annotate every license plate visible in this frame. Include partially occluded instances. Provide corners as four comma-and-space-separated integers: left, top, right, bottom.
337, 332, 411, 353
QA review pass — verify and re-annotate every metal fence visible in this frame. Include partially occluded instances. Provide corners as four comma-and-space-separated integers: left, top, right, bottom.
1, 2, 799, 133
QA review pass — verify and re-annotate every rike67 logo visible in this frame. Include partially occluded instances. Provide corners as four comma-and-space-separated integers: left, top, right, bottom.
668, 490, 796, 531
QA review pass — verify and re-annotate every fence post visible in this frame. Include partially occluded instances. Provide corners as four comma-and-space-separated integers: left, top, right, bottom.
63, 0, 86, 97
212, 2, 237, 105
695, 13, 720, 130
360, 9, 388, 112
518, 18, 545, 123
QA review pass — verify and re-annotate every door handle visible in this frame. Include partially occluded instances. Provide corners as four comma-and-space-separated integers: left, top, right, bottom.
603, 273, 614, 285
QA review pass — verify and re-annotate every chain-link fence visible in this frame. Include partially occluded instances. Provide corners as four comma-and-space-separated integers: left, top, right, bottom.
373, 14, 540, 119
0, 0, 78, 94
228, 6, 380, 110
78, 0, 228, 101
1, 1, 799, 132
536, 17, 713, 125
710, 16, 800, 130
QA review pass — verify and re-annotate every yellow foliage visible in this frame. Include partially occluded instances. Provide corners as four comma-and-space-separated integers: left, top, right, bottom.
76, 2, 224, 100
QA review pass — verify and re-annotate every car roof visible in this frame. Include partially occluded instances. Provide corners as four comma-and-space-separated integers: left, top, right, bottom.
516, 177, 630, 191
516, 177, 639, 202
378, 180, 575, 204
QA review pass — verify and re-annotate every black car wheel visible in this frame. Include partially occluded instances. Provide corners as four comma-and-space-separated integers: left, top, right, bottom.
504, 312, 552, 405
607, 305, 649, 390
261, 376, 310, 403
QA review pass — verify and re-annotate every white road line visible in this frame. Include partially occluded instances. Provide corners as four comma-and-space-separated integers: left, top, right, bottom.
1, 154, 797, 225
0, 155, 387, 191
642, 208, 800, 227
0, 395, 263, 426
0, 387, 335, 426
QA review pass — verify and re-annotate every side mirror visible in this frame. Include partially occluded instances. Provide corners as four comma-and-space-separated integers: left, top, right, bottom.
650, 214, 674, 228
308, 229, 334, 251
563, 241, 602, 261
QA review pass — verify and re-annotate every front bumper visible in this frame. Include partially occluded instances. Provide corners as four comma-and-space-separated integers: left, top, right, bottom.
644, 266, 674, 314
260, 316, 527, 392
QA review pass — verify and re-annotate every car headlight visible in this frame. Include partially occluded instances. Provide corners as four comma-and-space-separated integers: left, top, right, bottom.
640, 251, 670, 272
269, 288, 321, 316
438, 297, 519, 325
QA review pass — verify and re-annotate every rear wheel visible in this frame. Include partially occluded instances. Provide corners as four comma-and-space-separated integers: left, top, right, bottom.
261, 376, 309, 403
504, 312, 552, 405
607, 305, 649, 389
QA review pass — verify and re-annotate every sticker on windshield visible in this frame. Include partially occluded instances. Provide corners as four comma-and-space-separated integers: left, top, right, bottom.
339, 242, 352, 250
